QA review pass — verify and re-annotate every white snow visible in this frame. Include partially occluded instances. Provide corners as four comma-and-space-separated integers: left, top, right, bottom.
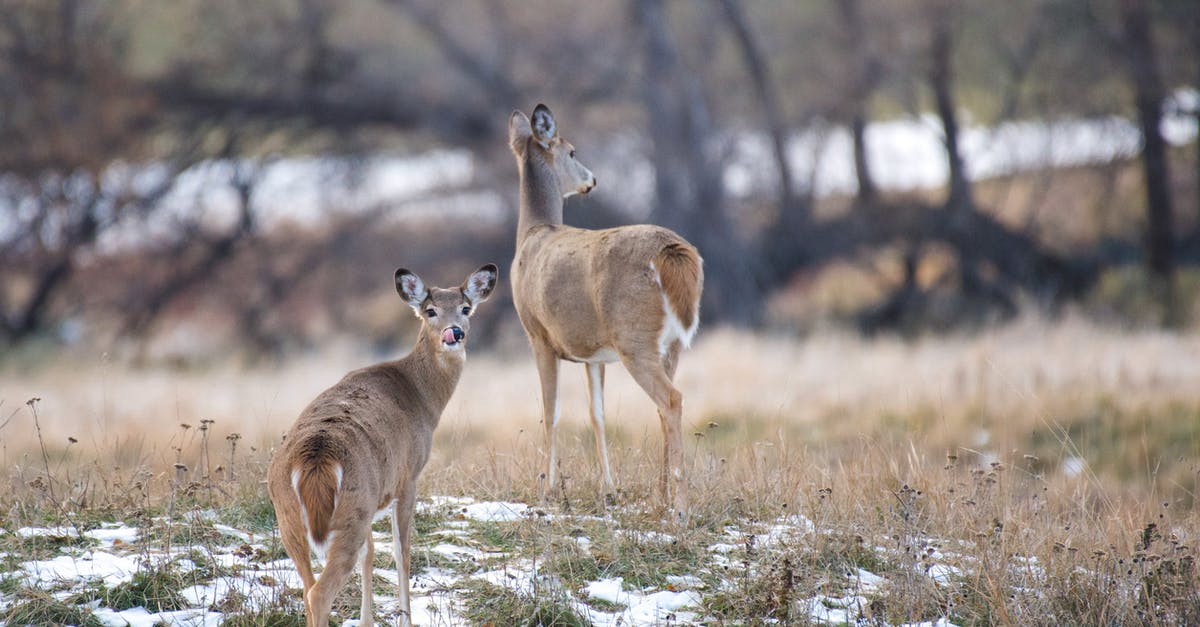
0, 496, 986, 626
583, 577, 702, 625
460, 500, 531, 522
85, 526, 141, 546
927, 563, 964, 585
21, 550, 142, 587
430, 542, 485, 561
92, 606, 223, 627
211, 523, 253, 543
851, 567, 886, 590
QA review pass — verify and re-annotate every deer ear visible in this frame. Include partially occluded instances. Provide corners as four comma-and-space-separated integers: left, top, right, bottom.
395, 268, 428, 312
509, 110, 532, 155
531, 103, 556, 148
463, 263, 498, 304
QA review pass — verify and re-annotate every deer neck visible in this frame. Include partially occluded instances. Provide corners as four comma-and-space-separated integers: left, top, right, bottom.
516, 150, 563, 247
397, 329, 465, 427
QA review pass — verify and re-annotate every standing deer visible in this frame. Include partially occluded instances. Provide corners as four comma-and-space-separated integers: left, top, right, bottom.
508, 104, 703, 516
267, 264, 497, 627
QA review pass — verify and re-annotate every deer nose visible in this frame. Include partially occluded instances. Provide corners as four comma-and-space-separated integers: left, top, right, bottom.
442, 326, 465, 345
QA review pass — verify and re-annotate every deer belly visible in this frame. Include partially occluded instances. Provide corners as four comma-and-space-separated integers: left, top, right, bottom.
566, 347, 620, 364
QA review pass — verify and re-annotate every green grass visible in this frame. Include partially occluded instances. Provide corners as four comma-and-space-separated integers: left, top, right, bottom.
460, 580, 590, 627
218, 485, 278, 533
0, 587, 106, 627
409, 546, 480, 576
182, 547, 239, 579
220, 608, 318, 627
0, 529, 97, 560
584, 596, 627, 613
99, 562, 191, 612
0, 574, 23, 595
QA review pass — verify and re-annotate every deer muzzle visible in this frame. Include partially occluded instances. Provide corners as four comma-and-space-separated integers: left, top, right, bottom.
442, 326, 465, 346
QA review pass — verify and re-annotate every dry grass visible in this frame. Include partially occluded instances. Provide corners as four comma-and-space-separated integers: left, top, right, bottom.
1, 318, 1199, 623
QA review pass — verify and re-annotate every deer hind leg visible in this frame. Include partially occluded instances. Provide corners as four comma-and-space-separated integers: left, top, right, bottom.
585, 363, 616, 502
392, 483, 416, 627
532, 342, 561, 504
277, 519, 318, 625
662, 340, 682, 381
358, 533, 375, 627
306, 527, 366, 627
620, 351, 687, 517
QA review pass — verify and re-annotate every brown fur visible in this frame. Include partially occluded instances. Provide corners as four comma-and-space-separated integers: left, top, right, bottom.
508, 104, 703, 516
656, 243, 703, 331
293, 440, 340, 544
267, 265, 496, 627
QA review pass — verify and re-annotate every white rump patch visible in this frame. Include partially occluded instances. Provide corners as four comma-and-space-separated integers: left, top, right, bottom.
291, 463, 344, 562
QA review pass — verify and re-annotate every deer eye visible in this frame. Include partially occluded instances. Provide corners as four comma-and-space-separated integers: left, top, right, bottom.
424, 308, 437, 318
569, 149, 576, 158
461, 306, 471, 315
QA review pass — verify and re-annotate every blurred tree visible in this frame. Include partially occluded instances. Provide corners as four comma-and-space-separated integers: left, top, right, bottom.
0, 0, 157, 342
834, 0, 881, 207
3, 0, 1200, 354
1118, 0, 1177, 322
635, 0, 762, 325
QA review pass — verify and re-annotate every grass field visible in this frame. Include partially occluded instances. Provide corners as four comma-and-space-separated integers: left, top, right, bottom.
1, 317, 1198, 625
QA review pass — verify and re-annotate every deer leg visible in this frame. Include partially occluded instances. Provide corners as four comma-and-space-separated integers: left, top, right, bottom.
585, 363, 616, 501
532, 343, 561, 504
392, 485, 416, 627
663, 340, 682, 380
359, 533, 375, 627
620, 353, 688, 517
277, 520, 317, 626
306, 528, 367, 627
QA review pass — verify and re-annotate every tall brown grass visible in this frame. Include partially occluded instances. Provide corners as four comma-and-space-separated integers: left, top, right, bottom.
2, 317, 1198, 623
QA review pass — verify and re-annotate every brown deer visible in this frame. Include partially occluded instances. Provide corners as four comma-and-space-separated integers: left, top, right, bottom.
267, 264, 497, 627
508, 104, 703, 516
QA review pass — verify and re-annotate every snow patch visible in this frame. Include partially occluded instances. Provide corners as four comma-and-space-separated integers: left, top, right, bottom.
461, 501, 530, 522
22, 551, 142, 587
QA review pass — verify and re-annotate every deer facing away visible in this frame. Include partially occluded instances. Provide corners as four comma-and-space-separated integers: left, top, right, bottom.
508, 104, 704, 516
267, 264, 497, 627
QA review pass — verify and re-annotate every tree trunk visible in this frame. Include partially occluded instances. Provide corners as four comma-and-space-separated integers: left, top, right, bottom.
929, 6, 971, 213
1119, 0, 1176, 322
635, 0, 760, 325
838, 0, 878, 205
716, 0, 799, 215
1192, 6, 1200, 244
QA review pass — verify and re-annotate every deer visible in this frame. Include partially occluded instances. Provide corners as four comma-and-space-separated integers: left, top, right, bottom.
266, 263, 497, 627
507, 103, 704, 517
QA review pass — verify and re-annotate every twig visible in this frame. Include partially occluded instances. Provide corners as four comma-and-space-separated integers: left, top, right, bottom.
27, 397, 56, 504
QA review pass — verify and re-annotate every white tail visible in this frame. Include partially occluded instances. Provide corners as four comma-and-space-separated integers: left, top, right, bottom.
267, 264, 498, 627
508, 104, 704, 516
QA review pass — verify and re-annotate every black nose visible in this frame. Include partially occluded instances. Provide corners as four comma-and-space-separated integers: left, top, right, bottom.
451, 327, 464, 342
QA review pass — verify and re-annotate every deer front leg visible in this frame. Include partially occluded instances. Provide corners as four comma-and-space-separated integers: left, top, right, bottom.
585, 363, 616, 502
532, 343, 561, 504
392, 485, 416, 627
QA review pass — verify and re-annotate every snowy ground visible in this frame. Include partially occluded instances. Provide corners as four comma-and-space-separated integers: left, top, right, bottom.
0, 496, 981, 626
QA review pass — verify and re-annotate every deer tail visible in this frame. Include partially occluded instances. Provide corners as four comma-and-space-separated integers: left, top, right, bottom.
290, 442, 342, 548
654, 242, 704, 343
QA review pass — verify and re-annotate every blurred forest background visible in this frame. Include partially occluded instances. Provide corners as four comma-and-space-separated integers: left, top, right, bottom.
2, 0, 1199, 364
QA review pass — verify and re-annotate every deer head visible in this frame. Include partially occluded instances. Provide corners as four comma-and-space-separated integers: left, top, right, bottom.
395, 264, 498, 352
509, 103, 596, 198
